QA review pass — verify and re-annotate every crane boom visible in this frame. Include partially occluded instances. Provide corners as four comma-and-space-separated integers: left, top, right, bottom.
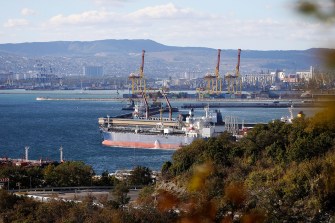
129, 50, 147, 95
140, 50, 145, 77
235, 49, 241, 77
215, 49, 221, 77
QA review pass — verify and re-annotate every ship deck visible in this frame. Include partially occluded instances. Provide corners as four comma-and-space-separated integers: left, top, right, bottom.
99, 117, 182, 128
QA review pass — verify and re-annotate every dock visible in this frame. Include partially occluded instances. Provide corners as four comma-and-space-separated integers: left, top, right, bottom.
0, 157, 56, 167
181, 101, 324, 108
36, 97, 124, 101
36, 96, 328, 108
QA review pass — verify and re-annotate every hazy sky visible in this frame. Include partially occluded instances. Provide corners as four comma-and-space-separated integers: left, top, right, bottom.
1, 0, 334, 50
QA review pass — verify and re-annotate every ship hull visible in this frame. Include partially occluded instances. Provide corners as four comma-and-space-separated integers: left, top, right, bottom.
101, 131, 196, 150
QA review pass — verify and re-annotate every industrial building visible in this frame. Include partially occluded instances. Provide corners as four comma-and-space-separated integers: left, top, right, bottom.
83, 65, 103, 76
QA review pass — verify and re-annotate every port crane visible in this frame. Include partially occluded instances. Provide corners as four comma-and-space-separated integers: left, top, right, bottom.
197, 49, 222, 98
225, 49, 242, 94
129, 50, 147, 95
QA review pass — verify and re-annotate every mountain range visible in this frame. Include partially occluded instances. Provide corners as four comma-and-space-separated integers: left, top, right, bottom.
0, 39, 332, 75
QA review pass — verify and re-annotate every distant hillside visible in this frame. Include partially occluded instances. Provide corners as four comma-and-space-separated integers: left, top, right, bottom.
0, 39, 177, 56
0, 39, 332, 74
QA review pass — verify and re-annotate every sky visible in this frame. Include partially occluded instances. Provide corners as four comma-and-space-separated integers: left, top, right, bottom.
0, 0, 334, 50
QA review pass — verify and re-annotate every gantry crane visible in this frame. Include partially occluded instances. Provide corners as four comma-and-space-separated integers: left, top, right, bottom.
197, 49, 222, 98
225, 49, 242, 94
129, 50, 147, 95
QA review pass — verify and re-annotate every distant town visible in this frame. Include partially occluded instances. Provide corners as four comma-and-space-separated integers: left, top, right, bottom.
0, 40, 334, 98
0, 61, 333, 98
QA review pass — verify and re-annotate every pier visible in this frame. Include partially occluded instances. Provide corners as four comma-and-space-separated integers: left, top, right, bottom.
181, 101, 324, 108
0, 146, 62, 167
0, 157, 56, 167
36, 97, 124, 101
36, 96, 327, 109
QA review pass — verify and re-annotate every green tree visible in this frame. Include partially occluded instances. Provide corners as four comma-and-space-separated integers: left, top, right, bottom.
97, 170, 118, 186
0, 189, 22, 212
8, 198, 39, 222
26, 167, 44, 188
170, 139, 206, 175
204, 131, 235, 166
43, 164, 57, 187
34, 200, 73, 223
161, 161, 172, 180
110, 182, 130, 209
43, 161, 94, 187
128, 166, 152, 186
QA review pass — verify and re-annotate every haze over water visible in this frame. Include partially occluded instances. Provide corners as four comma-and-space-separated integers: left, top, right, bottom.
0, 90, 320, 174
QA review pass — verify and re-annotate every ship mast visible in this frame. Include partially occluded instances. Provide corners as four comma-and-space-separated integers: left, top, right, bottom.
25, 146, 29, 162
59, 146, 64, 163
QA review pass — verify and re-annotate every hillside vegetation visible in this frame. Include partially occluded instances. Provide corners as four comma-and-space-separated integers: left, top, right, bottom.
155, 103, 335, 222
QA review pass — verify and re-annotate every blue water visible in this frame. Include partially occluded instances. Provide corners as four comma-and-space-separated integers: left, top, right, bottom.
0, 90, 320, 174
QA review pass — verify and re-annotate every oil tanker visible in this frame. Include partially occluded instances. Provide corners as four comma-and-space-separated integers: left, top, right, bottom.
98, 102, 226, 150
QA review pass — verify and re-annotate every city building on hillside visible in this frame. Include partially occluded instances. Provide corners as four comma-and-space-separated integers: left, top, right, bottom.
296, 66, 314, 82
83, 65, 103, 76
283, 74, 299, 83
277, 71, 286, 81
